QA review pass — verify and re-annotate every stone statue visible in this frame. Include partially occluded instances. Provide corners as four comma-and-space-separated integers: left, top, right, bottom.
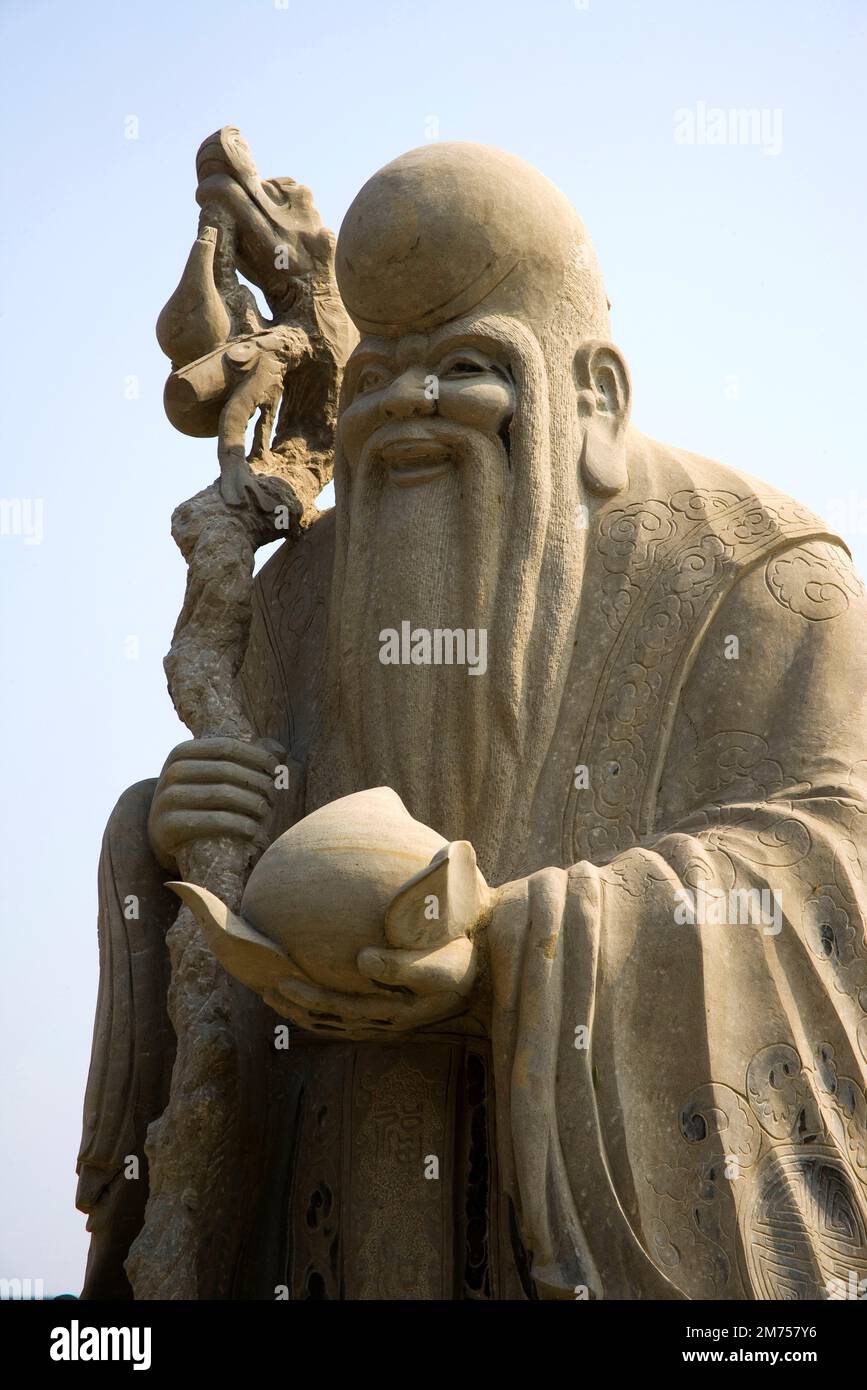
156, 125, 354, 509
77, 135, 867, 1301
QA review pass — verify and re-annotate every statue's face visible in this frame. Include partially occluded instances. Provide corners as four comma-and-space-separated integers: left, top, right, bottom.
338, 327, 515, 487
329, 307, 584, 866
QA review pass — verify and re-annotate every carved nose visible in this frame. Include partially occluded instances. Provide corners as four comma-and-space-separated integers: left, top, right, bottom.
380, 372, 434, 420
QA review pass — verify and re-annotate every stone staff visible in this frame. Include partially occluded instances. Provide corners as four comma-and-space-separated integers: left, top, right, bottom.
125, 478, 299, 1298
125, 129, 352, 1297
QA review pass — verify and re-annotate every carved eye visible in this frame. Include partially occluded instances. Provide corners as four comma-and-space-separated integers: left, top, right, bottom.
440, 356, 488, 378
439, 352, 512, 384
355, 365, 391, 395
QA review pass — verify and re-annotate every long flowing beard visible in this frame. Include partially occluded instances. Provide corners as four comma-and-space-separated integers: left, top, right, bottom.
313, 321, 584, 882
334, 425, 506, 852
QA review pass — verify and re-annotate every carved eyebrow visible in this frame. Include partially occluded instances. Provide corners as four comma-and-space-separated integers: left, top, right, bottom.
433, 337, 489, 357
346, 346, 394, 371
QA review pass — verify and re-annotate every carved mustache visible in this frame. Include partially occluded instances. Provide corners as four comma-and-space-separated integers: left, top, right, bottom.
351, 417, 511, 477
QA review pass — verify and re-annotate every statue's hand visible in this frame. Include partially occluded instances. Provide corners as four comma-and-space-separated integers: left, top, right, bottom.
148, 736, 287, 871
266, 841, 493, 1039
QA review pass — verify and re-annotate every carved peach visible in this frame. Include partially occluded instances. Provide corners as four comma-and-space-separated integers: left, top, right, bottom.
170, 787, 447, 995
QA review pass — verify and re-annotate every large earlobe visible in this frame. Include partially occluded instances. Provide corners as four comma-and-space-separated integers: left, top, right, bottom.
574, 339, 631, 496
385, 841, 491, 949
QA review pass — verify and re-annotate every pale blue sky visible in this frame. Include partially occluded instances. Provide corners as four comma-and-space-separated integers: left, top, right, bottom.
1, 0, 865, 1294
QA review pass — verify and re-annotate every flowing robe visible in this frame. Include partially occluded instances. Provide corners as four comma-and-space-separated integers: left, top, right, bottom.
487, 448, 867, 1299
78, 436, 867, 1298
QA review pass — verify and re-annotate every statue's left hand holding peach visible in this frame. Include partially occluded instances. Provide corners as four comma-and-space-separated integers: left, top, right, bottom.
170, 789, 495, 1040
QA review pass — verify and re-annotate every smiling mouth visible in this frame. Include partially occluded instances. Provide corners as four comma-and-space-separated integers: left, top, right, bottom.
379, 437, 454, 486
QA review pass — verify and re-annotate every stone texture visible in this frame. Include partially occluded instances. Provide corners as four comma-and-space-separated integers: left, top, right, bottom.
77, 137, 867, 1301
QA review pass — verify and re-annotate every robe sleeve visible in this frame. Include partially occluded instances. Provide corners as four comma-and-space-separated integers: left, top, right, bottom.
76, 780, 177, 1298
489, 540, 867, 1300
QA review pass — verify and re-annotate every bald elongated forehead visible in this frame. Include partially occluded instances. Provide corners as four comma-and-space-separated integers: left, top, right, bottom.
336, 142, 608, 339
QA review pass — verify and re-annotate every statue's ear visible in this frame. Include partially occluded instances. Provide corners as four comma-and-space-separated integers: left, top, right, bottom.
574, 340, 631, 496
385, 841, 491, 949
